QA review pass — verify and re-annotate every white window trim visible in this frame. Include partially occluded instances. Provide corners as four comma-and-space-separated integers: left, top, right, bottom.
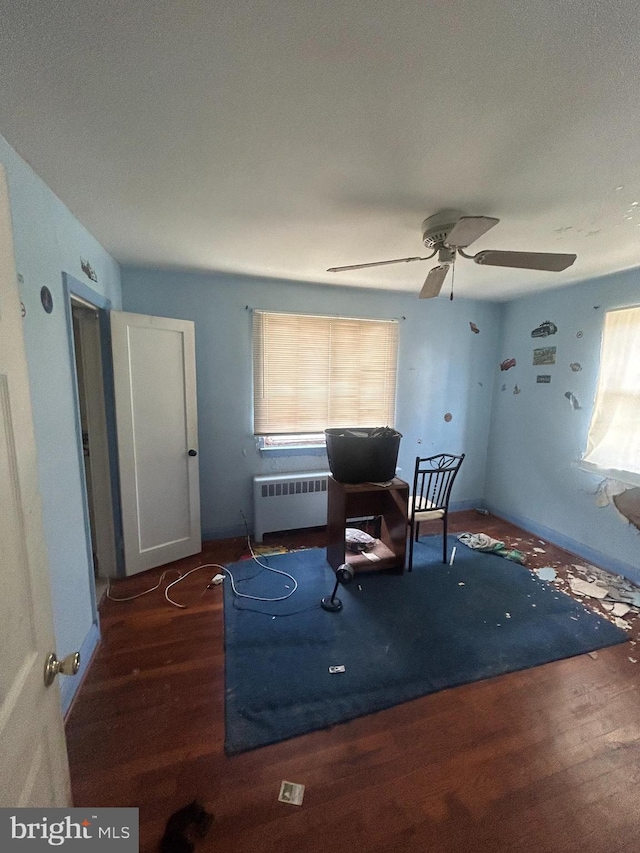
579, 304, 640, 486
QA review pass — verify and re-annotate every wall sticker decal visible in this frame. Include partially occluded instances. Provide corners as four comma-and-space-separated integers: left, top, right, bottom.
40, 286, 53, 314
469, 322, 480, 334
500, 358, 516, 371
564, 391, 582, 410
536, 375, 551, 383
533, 346, 556, 365
531, 320, 558, 338
570, 362, 582, 372
81, 258, 98, 282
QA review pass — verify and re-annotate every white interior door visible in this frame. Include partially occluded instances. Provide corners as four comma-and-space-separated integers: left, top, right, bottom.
0, 166, 72, 807
111, 311, 201, 575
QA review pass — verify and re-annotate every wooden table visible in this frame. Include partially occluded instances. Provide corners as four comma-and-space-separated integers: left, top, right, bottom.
326, 476, 409, 573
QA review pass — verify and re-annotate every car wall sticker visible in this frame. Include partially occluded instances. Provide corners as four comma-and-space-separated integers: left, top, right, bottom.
531, 320, 557, 338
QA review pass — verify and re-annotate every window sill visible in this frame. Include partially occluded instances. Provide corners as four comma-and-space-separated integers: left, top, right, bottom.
577, 459, 640, 489
259, 443, 326, 451
258, 445, 328, 458
257, 433, 327, 453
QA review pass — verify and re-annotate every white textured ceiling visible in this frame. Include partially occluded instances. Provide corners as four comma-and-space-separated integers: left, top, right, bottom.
1, 0, 640, 300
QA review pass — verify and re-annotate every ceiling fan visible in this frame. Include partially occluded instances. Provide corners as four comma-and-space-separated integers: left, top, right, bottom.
327, 211, 577, 299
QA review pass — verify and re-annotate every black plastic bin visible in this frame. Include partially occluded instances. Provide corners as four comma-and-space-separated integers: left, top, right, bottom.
325, 427, 402, 483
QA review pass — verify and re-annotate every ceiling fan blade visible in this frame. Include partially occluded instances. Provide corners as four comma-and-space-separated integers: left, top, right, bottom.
445, 216, 500, 248
327, 255, 431, 273
473, 250, 576, 271
419, 265, 449, 299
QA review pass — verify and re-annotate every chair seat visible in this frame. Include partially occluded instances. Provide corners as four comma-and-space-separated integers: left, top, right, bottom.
409, 496, 445, 522
413, 508, 445, 522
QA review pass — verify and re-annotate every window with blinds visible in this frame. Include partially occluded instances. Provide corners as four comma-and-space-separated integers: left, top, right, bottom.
253, 310, 398, 438
581, 305, 640, 485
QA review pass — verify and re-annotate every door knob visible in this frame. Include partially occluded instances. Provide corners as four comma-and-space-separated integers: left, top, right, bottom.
44, 652, 81, 687
188, 449, 198, 457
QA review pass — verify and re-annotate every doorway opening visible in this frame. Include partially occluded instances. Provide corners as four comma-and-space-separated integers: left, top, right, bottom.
70, 296, 118, 607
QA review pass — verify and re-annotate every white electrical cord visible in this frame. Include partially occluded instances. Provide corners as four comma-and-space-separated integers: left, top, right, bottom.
107, 568, 182, 602
226, 537, 298, 602
106, 535, 298, 609
164, 564, 226, 608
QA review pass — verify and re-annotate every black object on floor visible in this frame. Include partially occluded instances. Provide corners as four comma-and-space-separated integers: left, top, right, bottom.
321, 562, 355, 612
224, 537, 627, 755
159, 801, 214, 853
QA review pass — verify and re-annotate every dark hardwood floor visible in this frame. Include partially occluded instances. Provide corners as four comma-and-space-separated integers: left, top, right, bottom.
65, 512, 640, 853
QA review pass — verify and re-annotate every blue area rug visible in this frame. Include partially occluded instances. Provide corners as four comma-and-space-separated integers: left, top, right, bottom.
223, 537, 626, 754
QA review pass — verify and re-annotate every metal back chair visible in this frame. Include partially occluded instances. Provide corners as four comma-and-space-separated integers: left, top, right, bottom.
408, 453, 465, 570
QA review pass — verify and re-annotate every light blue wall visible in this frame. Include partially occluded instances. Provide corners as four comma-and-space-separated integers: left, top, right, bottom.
485, 269, 640, 581
122, 267, 502, 539
0, 135, 121, 705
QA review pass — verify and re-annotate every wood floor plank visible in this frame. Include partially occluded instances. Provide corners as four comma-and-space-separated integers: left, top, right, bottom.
65, 513, 640, 852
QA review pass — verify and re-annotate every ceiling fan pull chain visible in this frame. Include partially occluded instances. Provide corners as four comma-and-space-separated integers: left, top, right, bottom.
450, 260, 455, 301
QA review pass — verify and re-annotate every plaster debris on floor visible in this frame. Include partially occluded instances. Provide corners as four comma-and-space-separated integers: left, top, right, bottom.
568, 578, 609, 599
486, 527, 640, 641
535, 567, 557, 581
612, 603, 631, 617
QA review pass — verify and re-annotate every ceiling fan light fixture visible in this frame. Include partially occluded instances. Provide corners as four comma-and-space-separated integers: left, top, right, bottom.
438, 246, 456, 265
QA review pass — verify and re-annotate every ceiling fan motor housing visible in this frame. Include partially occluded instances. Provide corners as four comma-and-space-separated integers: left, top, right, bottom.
421, 210, 464, 249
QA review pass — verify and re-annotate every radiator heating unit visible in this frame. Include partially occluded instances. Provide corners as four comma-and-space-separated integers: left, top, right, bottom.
253, 471, 329, 542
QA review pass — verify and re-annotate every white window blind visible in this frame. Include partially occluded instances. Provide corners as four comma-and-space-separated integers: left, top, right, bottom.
253, 310, 398, 435
582, 305, 640, 485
